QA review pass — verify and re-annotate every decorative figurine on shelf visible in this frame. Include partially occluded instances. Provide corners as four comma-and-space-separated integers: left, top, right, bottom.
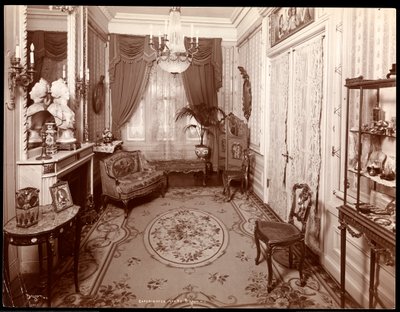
15, 187, 40, 228
36, 125, 52, 160
102, 128, 113, 145
27, 78, 54, 143
47, 78, 76, 144
45, 122, 58, 155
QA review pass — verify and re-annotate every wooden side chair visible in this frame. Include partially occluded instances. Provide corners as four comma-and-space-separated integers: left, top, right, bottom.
222, 149, 252, 201
254, 183, 312, 292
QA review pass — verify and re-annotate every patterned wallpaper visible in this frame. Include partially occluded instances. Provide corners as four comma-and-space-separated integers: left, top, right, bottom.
87, 26, 107, 142
237, 29, 262, 152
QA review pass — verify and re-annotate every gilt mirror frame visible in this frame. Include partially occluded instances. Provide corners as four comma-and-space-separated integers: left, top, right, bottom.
23, 5, 84, 160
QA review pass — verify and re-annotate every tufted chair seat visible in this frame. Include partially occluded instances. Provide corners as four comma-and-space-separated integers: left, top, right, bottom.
100, 150, 167, 218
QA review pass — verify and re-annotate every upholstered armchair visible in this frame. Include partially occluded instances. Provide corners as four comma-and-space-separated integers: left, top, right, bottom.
100, 150, 167, 218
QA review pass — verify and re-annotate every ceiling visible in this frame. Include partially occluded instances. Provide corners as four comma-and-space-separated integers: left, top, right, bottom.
104, 6, 238, 21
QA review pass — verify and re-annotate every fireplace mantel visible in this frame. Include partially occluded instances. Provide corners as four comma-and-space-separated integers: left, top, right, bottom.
17, 143, 94, 205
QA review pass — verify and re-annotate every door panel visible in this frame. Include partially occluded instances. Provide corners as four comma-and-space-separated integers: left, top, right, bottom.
267, 33, 325, 245
267, 52, 290, 221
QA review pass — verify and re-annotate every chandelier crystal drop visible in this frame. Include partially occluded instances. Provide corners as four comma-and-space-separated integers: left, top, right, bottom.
149, 7, 199, 75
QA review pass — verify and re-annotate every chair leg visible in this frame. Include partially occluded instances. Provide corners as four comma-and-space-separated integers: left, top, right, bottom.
122, 200, 129, 218
298, 242, 306, 287
222, 174, 227, 195
266, 247, 273, 293
244, 176, 249, 199
254, 225, 261, 265
101, 194, 109, 210
288, 246, 293, 268
160, 181, 166, 198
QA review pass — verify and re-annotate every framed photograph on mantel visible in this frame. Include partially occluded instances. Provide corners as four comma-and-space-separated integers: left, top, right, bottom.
50, 180, 73, 212
270, 7, 315, 47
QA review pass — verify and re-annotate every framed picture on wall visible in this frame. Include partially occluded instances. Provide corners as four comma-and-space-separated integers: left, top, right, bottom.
270, 7, 315, 47
50, 181, 73, 212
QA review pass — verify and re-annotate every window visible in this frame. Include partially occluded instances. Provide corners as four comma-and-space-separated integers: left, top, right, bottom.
124, 65, 198, 160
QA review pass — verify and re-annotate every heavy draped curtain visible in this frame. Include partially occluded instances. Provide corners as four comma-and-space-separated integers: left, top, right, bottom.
182, 38, 222, 164
109, 34, 155, 132
27, 31, 67, 104
182, 37, 222, 109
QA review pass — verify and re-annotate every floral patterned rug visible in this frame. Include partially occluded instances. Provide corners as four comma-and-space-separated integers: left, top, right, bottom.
30, 187, 352, 308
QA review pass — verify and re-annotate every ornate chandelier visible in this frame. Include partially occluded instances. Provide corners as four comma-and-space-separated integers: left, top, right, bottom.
149, 7, 199, 75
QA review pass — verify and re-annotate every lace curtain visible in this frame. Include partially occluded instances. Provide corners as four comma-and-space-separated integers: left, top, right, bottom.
268, 35, 324, 254
267, 52, 290, 220
288, 36, 324, 253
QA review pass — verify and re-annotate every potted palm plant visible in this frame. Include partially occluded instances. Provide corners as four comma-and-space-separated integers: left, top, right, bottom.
175, 104, 226, 159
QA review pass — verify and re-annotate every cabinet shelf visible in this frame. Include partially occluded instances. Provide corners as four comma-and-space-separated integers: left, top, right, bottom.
348, 168, 396, 188
345, 77, 396, 89
349, 129, 396, 138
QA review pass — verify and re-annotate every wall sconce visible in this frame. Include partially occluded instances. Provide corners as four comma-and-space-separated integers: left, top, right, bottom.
76, 68, 90, 99
7, 43, 35, 110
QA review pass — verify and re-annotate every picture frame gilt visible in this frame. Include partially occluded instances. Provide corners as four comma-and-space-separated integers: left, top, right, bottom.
50, 181, 73, 212
269, 7, 315, 47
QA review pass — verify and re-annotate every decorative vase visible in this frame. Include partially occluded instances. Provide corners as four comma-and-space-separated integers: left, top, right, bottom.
195, 145, 210, 160
45, 122, 57, 155
102, 128, 113, 145
15, 187, 40, 228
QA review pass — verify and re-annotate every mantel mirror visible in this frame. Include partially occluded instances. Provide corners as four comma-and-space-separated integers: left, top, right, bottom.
23, 5, 84, 159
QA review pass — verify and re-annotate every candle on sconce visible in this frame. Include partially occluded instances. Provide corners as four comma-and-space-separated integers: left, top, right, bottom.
80, 67, 83, 79
164, 20, 167, 35
158, 32, 162, 45
196, 30, 199, 44
150, 24, 153, 41
62, 65, 66, 79
15, 44, 20, 58
30, 43, 35, 64
86, 68, 90, 81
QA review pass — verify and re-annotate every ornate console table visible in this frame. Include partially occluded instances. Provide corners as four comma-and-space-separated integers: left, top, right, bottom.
4, 205, 81, 307
338, 204, 395, 308
149, 159, 210, 186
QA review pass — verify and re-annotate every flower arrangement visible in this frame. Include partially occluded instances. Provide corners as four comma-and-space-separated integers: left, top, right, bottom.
102, 128, 113, 144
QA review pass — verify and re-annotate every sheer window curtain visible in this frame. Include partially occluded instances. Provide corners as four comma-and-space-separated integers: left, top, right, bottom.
124, 65, 199, 160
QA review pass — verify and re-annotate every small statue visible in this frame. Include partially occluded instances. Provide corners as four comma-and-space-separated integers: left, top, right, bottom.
48, 78, 76, 143
27, 78, 53, 143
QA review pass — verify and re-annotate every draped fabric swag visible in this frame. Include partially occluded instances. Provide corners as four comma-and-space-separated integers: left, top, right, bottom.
27, 31, 67, 104
109, 34, 155, 132
182, 37, 223, 109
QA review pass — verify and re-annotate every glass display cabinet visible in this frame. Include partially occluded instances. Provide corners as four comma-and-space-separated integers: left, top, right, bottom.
338, 64, 396, 308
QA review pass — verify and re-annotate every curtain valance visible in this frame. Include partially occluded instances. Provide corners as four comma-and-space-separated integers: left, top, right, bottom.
28, 31, 67, 61
184, 37, 222, 92
109, 34, 155, 84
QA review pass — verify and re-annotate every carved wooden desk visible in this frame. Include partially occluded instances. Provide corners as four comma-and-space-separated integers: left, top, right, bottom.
338, 205, 395, 308
149, 159, 210, 186
3, 205, 81, 307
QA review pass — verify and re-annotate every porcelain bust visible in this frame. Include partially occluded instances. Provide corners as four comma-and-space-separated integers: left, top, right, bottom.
47, 78, 76, 143
27, 78, 53, 143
